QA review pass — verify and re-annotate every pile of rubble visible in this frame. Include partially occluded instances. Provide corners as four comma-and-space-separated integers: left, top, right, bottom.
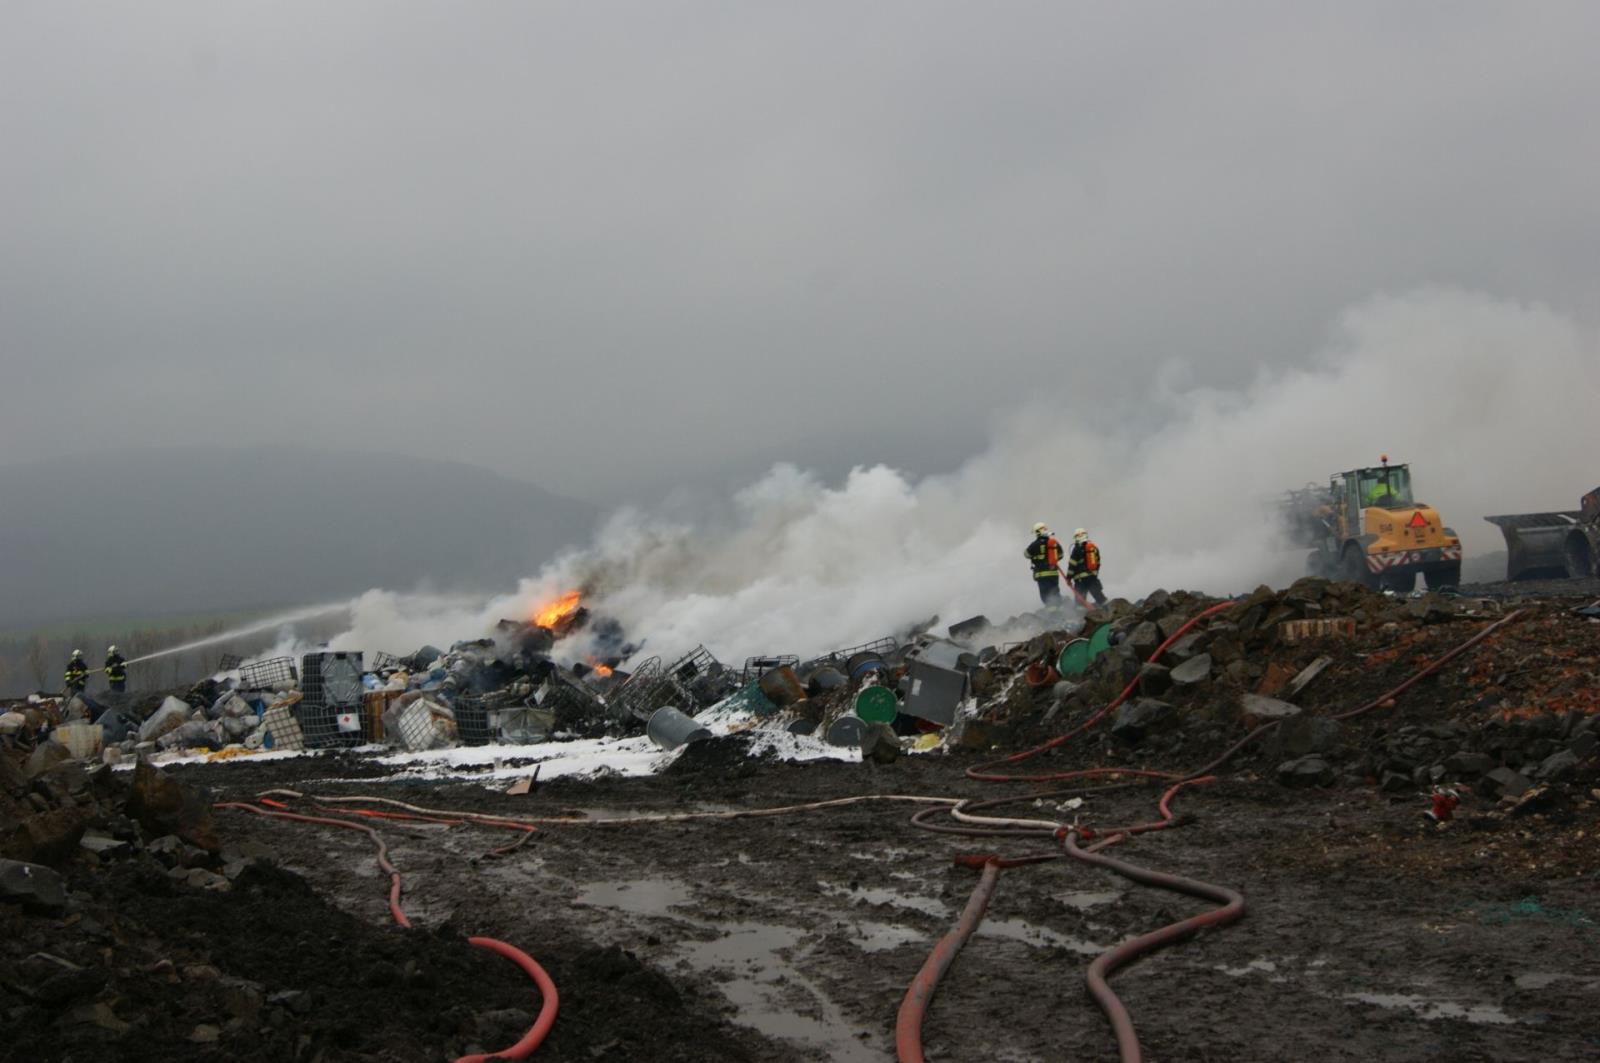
966, 578, 1599, 816
2, 580, 1594, 816
1, 737, 229, 913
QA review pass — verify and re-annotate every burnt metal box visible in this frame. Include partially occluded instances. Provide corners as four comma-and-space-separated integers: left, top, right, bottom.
901, 660, 967, 727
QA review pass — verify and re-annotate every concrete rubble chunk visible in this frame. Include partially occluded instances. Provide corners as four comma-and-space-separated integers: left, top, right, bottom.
860, 723, 902, 765
0, 858, 68, 913
1169, 654, 1213, 686
1568, 731, 1597, 761
1125, 622, 1161, 658
1275, 715, 1343, 757
1481, 767, 1533, 800
22, 742, 70, 781
1535, 749, 1579, 782
1110, 698, 1175, 743
1137, 662, 1172, 697
1165, 632, 1208, 662
128, 759, 221, 854
1239, 694, 1302, 729
1277, 755, 1334, 788
1443, 751, 1498, 778
79, 832, 133, 859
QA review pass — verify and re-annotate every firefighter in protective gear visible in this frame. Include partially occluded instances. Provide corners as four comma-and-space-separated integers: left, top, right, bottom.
64, 650, 89, 696
104, 646, 128, 693
1025, 522, 1067, 605
1066, 529, 1107, 605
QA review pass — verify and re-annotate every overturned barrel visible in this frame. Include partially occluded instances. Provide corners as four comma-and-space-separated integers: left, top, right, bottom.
853, 686, 898, 725
825, 713, 869, 747
846, 651, 887, 679
805, 666, 847, 696
646, 706, 712, 751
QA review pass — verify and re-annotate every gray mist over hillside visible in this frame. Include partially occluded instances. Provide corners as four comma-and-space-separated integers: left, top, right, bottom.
0, 449, 597, 631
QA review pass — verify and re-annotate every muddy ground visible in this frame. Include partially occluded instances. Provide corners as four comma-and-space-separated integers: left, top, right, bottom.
6, 586, 1599, 1062
11, 746, 1589, 1062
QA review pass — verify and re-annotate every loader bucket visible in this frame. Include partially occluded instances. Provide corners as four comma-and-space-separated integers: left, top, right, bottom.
1484, 512, 1583, 580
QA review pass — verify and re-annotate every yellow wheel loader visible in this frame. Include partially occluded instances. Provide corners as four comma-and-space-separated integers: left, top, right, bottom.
1280, 457, 1463, 592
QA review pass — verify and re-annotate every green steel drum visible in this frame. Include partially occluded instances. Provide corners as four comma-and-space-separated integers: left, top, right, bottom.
1056, 638, 1092, 677
853, 686, 898, 724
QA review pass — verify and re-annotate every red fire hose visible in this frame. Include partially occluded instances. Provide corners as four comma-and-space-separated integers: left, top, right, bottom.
217, 800, 558, 1059
1064, 829, 1244, 1063
894, 859, 1004, 1063
902, 607, 1527, 1061
968, 601, 1236, 782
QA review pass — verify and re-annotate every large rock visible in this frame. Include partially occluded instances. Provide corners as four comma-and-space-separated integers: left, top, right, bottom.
1443, 751, 1498, 779
1480, 767, 1533, 800
860, 723, 902, 766
1165, 632, 1208, 663
1110, 699, 1176, 743
1569, 731, 1597, 761
1170, 654, 1213, 686
0, 858, 67, 913
1535, 749, 1580, 782
1137, 663, 1172, 697
1125, 622, 1161, 658
1275, 715, 1343, 756
127, 759, 220, 853
1277, 755, 1334, 788
1155, 614, 1187, 641
1, 806, 88, 866
22, 742, 70, 781
1239, 694, 1302, 729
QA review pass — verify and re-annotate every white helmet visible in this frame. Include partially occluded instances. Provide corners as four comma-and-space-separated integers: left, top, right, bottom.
71, 649, 83, 658
107, 645, 118, 654
1032, 522, 1049, 535
1073, 528, 1088, 542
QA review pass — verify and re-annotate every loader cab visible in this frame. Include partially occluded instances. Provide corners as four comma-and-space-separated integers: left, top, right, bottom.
1352, 463, 1413, 511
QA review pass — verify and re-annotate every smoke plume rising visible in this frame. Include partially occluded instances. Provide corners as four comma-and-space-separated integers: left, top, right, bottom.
321, 289, 1596, 667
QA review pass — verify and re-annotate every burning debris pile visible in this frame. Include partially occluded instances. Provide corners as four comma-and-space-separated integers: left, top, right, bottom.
2, 582, 1596, 822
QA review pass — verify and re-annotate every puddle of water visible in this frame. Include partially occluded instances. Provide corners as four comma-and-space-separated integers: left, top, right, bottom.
855, 921, 927, 953
1059, 890, 1122, 910
976, 917, 1101, 955
572, 877, 878, 1058
847, 847, 922, 863
1344, 992, 1519, 1025
573, 878, 694, 917
1219, 958, 1285, 980
678, 923, 880, 1062
822, 881, 950, 918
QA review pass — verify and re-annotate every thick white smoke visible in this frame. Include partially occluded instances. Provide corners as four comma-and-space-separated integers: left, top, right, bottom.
322, 289, 1596, 666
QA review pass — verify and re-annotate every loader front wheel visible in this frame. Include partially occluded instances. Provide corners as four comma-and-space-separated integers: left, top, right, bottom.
1424, 563, 1461, 590
1341, 545, 1376, 589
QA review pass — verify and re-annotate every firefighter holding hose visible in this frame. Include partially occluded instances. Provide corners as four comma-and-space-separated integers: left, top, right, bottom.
1025, 522, 1068, 605
63, 650, 89, 696
1066, 529, 1107, 606
104, 646, 128, 693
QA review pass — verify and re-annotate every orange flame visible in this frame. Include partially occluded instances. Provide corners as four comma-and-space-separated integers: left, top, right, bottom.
592, 663, 614, 677
532, 590, 582, 629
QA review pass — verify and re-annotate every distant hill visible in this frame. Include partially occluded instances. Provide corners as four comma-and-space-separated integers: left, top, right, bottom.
0, 448, 599, 629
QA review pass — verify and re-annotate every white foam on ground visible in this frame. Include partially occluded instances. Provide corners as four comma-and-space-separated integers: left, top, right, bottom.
131, 706, 858, 781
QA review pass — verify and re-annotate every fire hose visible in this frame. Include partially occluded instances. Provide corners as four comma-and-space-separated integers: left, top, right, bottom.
217, 799, 558, 1061
1063, 828, 1244, 1063
899, 606, 1528, 1061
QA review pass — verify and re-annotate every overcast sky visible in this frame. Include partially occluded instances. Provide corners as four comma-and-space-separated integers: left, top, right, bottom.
3, 2, 1597, 503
